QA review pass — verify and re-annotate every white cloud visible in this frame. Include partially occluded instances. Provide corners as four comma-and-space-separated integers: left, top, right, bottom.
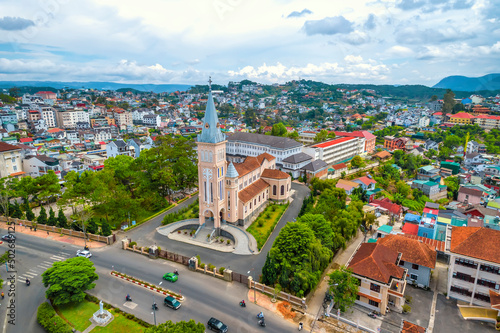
385, 45, 414, 57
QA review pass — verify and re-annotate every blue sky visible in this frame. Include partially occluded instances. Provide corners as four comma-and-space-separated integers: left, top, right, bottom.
0, 0, 499, 86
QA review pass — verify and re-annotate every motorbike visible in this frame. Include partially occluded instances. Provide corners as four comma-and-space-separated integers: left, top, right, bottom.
367, 311, 377, 319
258, 319, 266, 327
26, 279, 30, 286
125, 295, 132, 302
239, 301, 246, 307
152, 303, 159, 311
298, 322, 303, 331
174, 270, 179, 275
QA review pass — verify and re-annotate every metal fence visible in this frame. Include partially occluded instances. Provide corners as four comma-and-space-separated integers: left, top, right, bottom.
232, 272, 249, 285
158, 250, 191, 266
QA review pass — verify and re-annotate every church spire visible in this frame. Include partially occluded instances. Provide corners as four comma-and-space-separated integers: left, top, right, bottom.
198, 77, 226, 144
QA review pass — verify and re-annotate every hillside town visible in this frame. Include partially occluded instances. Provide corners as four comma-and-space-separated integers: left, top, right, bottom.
1, 80, 500, 333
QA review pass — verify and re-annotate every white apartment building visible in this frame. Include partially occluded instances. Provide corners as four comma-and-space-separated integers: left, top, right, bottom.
94, 127, 112, 142
226, 132, 303, 165
445, 226, 500, 308
419, 116, 430, 128
302, 136, 364, 166
143, 114, 161, 128
474, 115, 500, 130
114, 111, 132, 131
55, 108, 90, 129
22, 155, 61, 179
298, 131, 317, 145
132, 108, 154, 122
37, 105, 56, 128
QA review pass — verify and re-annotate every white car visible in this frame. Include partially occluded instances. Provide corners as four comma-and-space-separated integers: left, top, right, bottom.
76, 249, 92, 258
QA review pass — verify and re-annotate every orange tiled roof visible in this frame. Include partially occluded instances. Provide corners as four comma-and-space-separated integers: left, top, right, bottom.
450, 227, 500, 264
238, 179, 269, 203
234, 156, 261, 177
331, 163, 347, 170
489, 290, 500, 310
261, 168, 290, 180
256, 152, 275, 164
401, 320, 426, 333
450, 112, 474, 119
373, 150, 391, 159
348, 243, 405, 284
378, 235, 436, 269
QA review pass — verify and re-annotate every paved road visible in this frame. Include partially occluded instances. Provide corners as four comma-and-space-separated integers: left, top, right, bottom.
125, 182, 310, 278
0, 230, 296, 333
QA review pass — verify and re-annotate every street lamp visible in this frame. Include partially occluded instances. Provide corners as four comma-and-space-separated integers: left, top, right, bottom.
311, 283, 338, 333
152, 295, 157, 326
247, 268, 256, 304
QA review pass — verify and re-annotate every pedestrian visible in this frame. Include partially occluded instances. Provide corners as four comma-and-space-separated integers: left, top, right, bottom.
47, 231, 49, 236
1, 291, 4, 299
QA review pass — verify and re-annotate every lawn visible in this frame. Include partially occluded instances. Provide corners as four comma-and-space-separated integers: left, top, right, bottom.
57, 300, 147, 332
56, 300, 99, 331
92, 309, 147, 333
247, 203, 288, 250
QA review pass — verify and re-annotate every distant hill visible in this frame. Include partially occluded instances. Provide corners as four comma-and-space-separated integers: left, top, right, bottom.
0, 81, 192, 93
433, 74, 500, 92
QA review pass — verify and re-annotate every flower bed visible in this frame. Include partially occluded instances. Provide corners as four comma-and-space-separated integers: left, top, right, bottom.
111, 271, 184, 301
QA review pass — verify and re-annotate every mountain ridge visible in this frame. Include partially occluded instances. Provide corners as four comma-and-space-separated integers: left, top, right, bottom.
433, 74, 500, 92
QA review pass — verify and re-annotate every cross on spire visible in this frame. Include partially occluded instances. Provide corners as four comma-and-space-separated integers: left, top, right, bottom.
208, 76, 212, 90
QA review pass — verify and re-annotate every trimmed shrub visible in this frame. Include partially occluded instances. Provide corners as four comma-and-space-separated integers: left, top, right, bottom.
129, 241, 137, 248
199, 263, 205, 269
208, 263, 215, 271
37, 302, 73, 333
219, 267, 225, 275
402, 304, 411, 313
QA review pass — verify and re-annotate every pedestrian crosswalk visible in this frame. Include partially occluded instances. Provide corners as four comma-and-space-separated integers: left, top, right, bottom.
18, 251, 71, 282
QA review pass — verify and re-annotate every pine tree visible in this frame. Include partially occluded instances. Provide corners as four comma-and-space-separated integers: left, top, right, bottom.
25, 202, 35, 221
87, 218, 98, 234
57, 208, 67, 228
10, 202, 23, 219
47, 207, 57, 226
37, 206, 47, 225
100, 219, 112, 236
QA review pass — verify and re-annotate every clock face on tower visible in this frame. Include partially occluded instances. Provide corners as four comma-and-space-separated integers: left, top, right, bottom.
205, 123, 210, 129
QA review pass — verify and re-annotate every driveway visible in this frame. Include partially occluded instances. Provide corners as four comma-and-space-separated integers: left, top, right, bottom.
120, 182, 310, 277
433, 294, 495, 333
380, 285, 433, 332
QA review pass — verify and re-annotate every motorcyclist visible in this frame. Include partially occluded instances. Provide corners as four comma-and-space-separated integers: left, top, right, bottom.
174, 269, 178, 275
241, 300, 245, 306
126, 294, 131, 301
26, 278, 30, 285
257, 312, 264, 319
153, 302, 158, 310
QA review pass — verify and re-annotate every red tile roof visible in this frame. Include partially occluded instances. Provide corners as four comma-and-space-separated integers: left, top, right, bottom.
371, 198, 401, 215
489, 290, 500, 310
312, 136, 356, 149
354, 176, 377, 186
261, 169, 290, 180
372, 150, 391, 159
238, 179, 269, 203
331, 163, 347, 170
450, 227, 500, 264
348, 243, 405, 284
378, 235, 436, 269
334, 130, 376, 140
256, 152, 275, 164
401, 320, 426, 333
20, 138, 33, 143
233, 156, 261, 177
450, 112, 475, 119
0, 142, 21, 153
400, 234, 445, 252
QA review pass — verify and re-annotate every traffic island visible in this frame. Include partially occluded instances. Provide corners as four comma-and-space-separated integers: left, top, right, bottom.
111, 271, 185, 301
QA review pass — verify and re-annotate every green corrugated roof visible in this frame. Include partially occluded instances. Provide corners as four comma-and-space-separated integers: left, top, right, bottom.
368, 238, 378, 243
420, 165, 435, 171
377, 225, 393, 234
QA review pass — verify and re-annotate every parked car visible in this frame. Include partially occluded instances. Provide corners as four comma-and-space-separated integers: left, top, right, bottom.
163, 272, 178, 282
1, 234, 15, 241
76, 249, 92, 258
207, 317, 228, 333
163, 296, 181, 310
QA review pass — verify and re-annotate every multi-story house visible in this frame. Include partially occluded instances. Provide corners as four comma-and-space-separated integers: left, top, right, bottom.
424, 139, 439, 151
474, 115, 500, 130
449, 112, 475, 125
347, 242, 407, 314
457, 187, 483, 205
22, 155, 61, 179
352, 176, 377, 191
416, 166, 441, 182
446, 227, 500, 308
303, 136, 364, 166
55, 108, 90, 129
378, 235, 437, 288
280, 152, 312, 178
38, 105, 57, 128
143, 114, 161, 128
94, 127, 112, 142
226, 132, 302, 167
0, 142, 23, 178
384, 136, 409, 151
411, 180, 447, 201
298, 131, 317, 145
106, 139, 131, 158
334, 131, 376, 154
128, 138, 152, 158
113, 111, 132, 131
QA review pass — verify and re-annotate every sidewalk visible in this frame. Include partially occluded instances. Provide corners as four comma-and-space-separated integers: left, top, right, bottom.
0, 221, 107, 249
306, 230, 365, 331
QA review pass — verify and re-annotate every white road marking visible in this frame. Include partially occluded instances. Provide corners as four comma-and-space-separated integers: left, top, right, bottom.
50, 255, 66, 260
123, 302, 138, 309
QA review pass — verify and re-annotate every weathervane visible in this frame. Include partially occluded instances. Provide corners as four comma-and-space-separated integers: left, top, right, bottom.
208, 76, 212, 91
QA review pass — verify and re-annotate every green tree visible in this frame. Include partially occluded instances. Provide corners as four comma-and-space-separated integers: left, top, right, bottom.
314, 129, 335, 143
25, 202, 35, 221
57, 208, 67, 228
297, 214, 336, 250
86, 218, 98, 234
38, 206, 48, 225
35, 170, 61, 205
10, 201, 23, 219
13, 175, 36, 203
41, 257, 99, 306
443, 89, 456, 113
328, 266, 359, 312
100, 219, 112, 236
144, 320, 205, 333
47, 207, 57, 226
0, 177, 15, 221
287, 130, 299, 141
271, 123, 287, 137
350, 155, 363, 168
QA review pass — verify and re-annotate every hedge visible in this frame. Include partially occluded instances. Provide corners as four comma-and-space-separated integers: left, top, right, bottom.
37, 302, 73, 333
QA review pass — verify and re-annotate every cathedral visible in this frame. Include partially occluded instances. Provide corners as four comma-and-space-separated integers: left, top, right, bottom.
197, 82, 292, 231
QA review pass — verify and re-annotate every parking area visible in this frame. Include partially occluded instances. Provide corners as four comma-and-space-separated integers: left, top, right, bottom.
434, 295, 495, 333
380, 285, 433, 332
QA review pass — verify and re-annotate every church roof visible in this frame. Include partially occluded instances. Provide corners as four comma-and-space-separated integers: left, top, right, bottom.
197, 88, 226, 144
226, 162, 239, 178
238, 179, 269, 203
233, 156, 261, 177
261, 169, 290, 180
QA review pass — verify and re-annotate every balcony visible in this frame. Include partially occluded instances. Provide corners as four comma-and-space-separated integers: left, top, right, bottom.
389, 279, 406, 298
